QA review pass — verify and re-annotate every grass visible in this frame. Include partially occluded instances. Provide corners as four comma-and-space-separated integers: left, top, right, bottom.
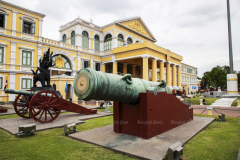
183, 114, 240, 160
184, 97, 220, 105
231, 98, 240, 107
0, 107, 135, 160
0, 108, 240, 160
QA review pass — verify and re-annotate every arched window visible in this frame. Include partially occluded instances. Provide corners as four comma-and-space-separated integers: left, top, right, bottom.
62, 34, 66, 43
118, 34, 124, 47
94, 35, 100, 51
82, 31, 89, 49
127, 37, 133, 44
104, 34, 112, 51
71, 31, 75, 45
52, 55, 72, 70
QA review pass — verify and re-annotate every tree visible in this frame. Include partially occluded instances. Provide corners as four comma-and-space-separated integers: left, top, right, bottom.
201, 65, 227, 89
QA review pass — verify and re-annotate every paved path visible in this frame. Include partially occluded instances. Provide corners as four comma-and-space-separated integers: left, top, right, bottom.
210, 98, 236, 107
0, 111, 113, 134
70, 116, 215, 160
191, 105, 240, 117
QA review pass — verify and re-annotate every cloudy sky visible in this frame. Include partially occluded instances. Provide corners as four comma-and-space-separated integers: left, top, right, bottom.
7, 0, 240, 77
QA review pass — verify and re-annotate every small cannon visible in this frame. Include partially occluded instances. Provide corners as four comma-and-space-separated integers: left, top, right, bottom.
74, 68, 171, 104
5, 88, 97, 123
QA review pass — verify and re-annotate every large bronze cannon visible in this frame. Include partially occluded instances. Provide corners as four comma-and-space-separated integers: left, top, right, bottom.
74, 68, 171, 104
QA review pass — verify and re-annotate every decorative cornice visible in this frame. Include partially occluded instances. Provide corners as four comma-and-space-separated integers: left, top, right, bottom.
0, 1, 45, 17
19, 46, 35, 51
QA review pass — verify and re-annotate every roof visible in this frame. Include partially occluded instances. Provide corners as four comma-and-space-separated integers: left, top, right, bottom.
0, 0, 46, 18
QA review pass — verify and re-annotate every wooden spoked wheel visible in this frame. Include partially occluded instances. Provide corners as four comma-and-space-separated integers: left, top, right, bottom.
29, 90, 61, 123
14, 91, 36, 118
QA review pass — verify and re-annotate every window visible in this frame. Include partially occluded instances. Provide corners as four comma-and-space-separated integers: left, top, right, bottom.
94, 35, 100, 51
118, 34, 124, 47
136, 41, 139, 43
82, 31, 89, 49
127, 66, 132, 74
104, 34, 112, 51
0, 14, 5, 28
22, 50, 32, 66
62, 34, 66, 43
84, 61, 90, 68
0, 77, 2, 89
127, 37, 133, 44
107, 64, 112, 73
0, 47, 3, 63
118, 64, 122, 74
22, 78, 32, 89
95, 63, 100, 71
22, 21, 35, 34
71, 31, 75, 45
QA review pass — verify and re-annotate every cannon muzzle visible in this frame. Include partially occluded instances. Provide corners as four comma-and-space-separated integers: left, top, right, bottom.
74, 68, 171, 104
5, 89, 36, 96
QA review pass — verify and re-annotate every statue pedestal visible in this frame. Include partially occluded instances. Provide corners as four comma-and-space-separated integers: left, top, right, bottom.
227, 74, 239, 95
113, 92, 193, 139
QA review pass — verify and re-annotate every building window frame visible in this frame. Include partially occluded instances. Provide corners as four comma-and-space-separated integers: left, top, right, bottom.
94, 35, 100, 51
71, 31, 75, 45
21, 50, 32, 66
62, 34, 67, 43
95, 62, 100, 71
104, 34, 112, 51
127, 37, 133, 44
20, 75, 33, 90
0, 77, 2, 89
118, 34, 124, 47
0, 8, 9, 29
82, 31, 89, 49
20, 16, 36, 35
21, 78, 32, 89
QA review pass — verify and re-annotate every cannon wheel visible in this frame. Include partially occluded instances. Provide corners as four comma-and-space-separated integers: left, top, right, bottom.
29, 90, 61, 123
14, 91, 36, 118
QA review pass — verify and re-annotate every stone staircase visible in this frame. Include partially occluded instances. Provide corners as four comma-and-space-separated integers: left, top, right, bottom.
210, 98, 236, 107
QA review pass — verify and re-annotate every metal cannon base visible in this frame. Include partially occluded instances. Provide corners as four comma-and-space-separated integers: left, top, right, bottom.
113, 92, 193, 139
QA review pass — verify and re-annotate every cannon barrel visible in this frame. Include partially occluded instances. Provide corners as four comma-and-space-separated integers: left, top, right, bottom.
73, 68, 171, 104
5, 89, 37, 96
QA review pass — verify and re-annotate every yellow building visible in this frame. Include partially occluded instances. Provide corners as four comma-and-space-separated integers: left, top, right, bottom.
181, 63, 198, 94
0, 1, 197, 103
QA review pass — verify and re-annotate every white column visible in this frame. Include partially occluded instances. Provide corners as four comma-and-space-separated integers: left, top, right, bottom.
100, 41, 104, 55
37, 44, 42, 67
38, 18, 43, 41
227, 74, 239, 95
10, 42, 16, 70
9, 73, 16, 101
77, 52, 81, 71
12, 10, 17, 36
91, 57, 93, 68
112, 37, 118, 49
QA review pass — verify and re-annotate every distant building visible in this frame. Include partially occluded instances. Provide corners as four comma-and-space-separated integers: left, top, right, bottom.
0, 1, 198, 102
181, 63, 198, 94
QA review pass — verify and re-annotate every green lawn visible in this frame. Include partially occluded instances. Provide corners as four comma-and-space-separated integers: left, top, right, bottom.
184, 97, 220, 105
0, 108, 240, 160
183, 114, 240, 160
231, 98, 240, 106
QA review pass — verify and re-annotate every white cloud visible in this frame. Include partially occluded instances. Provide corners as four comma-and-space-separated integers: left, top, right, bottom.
7, 0, 240, 77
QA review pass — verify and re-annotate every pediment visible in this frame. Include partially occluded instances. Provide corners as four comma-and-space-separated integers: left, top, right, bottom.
119, 19, 155, 40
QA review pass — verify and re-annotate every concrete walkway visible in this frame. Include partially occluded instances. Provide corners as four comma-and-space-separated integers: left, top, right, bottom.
0, 111, 113, 134
69, 116, 215, 160
210, 98, 236, 107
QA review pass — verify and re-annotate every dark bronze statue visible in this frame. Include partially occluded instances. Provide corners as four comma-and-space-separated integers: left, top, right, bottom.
31, 48, 54, 87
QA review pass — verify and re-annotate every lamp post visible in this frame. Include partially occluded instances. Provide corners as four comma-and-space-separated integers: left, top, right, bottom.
226, 0, 238, 95
226, 0, 233, 73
